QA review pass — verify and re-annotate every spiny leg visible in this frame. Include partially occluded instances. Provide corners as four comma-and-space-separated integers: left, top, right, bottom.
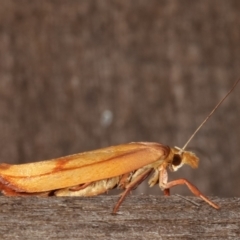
112, 169, 152, 214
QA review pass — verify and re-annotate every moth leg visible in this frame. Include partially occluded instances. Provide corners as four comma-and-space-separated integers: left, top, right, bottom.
159, 167, 171, 196
69, 182, 92, 191
159, 168, 219, 209
148, 170, 170, 196
113, 169, 152, 214
118, 173, 132, 188
163, 189, 170, 196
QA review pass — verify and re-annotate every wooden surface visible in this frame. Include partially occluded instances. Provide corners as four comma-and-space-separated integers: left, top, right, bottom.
0, 195, 239, 239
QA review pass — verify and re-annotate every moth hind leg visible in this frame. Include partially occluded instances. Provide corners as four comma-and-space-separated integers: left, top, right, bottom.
69, 182, 92, 191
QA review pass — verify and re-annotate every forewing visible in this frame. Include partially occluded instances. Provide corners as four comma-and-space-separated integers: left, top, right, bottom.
0, 142, 169, 193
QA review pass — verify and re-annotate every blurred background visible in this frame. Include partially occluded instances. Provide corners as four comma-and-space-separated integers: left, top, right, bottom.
0, 0, 239, 197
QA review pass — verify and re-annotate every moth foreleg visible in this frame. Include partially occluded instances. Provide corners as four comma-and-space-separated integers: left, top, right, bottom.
159, 168, 219, 209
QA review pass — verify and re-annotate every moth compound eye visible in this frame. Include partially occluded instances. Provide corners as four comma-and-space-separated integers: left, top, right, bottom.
172, 154, 182, 166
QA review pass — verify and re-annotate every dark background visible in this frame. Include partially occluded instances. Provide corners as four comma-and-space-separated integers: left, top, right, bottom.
0, 0, 239, 197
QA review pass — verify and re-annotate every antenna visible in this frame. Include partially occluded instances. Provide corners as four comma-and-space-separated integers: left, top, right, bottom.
179, 79, 240, 153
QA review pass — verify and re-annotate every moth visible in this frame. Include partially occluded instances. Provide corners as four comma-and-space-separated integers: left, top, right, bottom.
0, 80, 239, 213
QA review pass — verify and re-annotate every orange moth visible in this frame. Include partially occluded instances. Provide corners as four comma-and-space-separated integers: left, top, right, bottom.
0, 80, 239, 213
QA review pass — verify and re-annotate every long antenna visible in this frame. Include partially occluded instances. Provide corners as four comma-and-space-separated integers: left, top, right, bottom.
180, 79, 240, 152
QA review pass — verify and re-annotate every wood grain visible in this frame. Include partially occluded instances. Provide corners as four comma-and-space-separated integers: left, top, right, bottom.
0, 196, 239, 239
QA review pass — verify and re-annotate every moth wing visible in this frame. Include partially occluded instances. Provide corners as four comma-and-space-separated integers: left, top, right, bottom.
0, 142, 169, 193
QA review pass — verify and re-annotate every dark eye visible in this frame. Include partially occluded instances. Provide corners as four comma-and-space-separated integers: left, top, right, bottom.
172, 154, 182, 166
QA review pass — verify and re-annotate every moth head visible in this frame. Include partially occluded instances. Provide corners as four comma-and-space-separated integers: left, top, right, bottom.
170, 147, 199, 172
